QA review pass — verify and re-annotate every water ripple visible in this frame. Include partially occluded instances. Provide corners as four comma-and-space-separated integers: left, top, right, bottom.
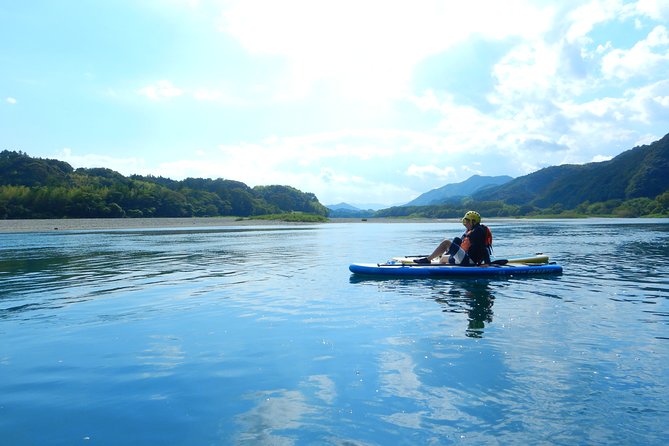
1, 221, 668, 445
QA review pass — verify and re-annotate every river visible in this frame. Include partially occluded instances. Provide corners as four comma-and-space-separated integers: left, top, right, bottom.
1, 219, 668, 445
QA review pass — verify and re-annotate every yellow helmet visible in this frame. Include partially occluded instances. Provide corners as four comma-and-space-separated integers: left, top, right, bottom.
462, 210, 481, 225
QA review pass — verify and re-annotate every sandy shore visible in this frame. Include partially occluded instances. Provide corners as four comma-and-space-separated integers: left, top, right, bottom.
0, 217, 309, 233
0, 217, 455, 233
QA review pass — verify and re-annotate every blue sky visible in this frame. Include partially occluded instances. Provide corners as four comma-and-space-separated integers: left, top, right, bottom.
2, 0, 668, 206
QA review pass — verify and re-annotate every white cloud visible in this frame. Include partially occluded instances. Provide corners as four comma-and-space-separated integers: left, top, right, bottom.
634, 132, 664, 146
192, 87, 248, 105
193, 88, 223, 101
490, 44, 562, 123
601, 25, 669, 79
412, 91, 518, 154
300, 171, 417, 205
50, 0, 669, 206
138, 81, 248, 104
413, 89, 572, 170
560, 93, 625, 118
217, 0, 553, 101
418, 3, 669, 176
138, 80, 184, 99
565, 0, 625, 43
560, 79, 669, 127
462, 164, 485, 177
624, 78, 669, 123
140, 128, 463, 203
406, 164, 456, 179
153, 155, 418, 204
59, 148, 146, 175
215, 129, 437, 172
153, 158, 232, 180
6, 97, 17, 104
635, 0, 669, 21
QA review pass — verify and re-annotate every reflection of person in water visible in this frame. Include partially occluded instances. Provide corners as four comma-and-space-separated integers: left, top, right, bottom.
465, 283, 494, 337
433, 280, 495, 338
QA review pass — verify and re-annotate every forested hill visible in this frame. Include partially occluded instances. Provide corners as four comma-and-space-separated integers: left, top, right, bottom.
376, 133, 669, 218
404, 175, 513, 206
474, 132, 669, 208
0, 150, 328, 219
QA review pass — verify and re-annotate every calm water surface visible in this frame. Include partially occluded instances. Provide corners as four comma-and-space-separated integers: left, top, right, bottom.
1, 219, 668, 445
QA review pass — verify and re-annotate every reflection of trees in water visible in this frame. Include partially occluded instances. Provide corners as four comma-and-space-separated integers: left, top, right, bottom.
432, 280, 495, 338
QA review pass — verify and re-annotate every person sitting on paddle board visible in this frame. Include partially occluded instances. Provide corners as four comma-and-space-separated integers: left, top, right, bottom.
416, 211, 492, 265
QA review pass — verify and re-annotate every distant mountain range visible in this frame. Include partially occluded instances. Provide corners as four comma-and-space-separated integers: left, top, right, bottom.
375, 132, 669, 218
327, 203, 359, 211
326, 175, 514, 217
3, 132, 668, 220
325, 201, 400, 218
473, 132, 669, 208
404, 175, 514, 206
328, 132, 669, 218
325, 202, 376, 218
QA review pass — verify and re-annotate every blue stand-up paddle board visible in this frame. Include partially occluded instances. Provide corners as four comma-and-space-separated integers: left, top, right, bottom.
349, 254, 562, 277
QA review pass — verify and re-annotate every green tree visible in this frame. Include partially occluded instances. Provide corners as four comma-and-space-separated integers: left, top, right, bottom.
230, 189, 255, 216
656, 191, 669, 212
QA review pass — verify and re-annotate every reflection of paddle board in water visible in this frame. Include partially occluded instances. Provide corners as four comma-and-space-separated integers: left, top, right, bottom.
349, 254, 562, 277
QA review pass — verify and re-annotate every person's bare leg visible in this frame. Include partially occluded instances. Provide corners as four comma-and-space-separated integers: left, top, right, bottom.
427, 240, 452, 262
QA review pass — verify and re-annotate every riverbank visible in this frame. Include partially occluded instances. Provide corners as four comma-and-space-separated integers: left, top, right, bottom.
5, 216, 653, 233
0, 217, 313, 233
0, 217, 449, 233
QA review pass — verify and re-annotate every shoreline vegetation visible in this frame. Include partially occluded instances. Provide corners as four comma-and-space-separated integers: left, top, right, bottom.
3, 143, 669, 222
1, 214, 666, 234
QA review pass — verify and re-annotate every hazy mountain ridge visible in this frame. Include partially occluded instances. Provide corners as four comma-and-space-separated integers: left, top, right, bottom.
473, 133, 669, 208
376, 132, 669, 218
326, 203, 362, 211
404, 175, 514, 206
325, 202, 376, 218
3, 132, 669, 219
